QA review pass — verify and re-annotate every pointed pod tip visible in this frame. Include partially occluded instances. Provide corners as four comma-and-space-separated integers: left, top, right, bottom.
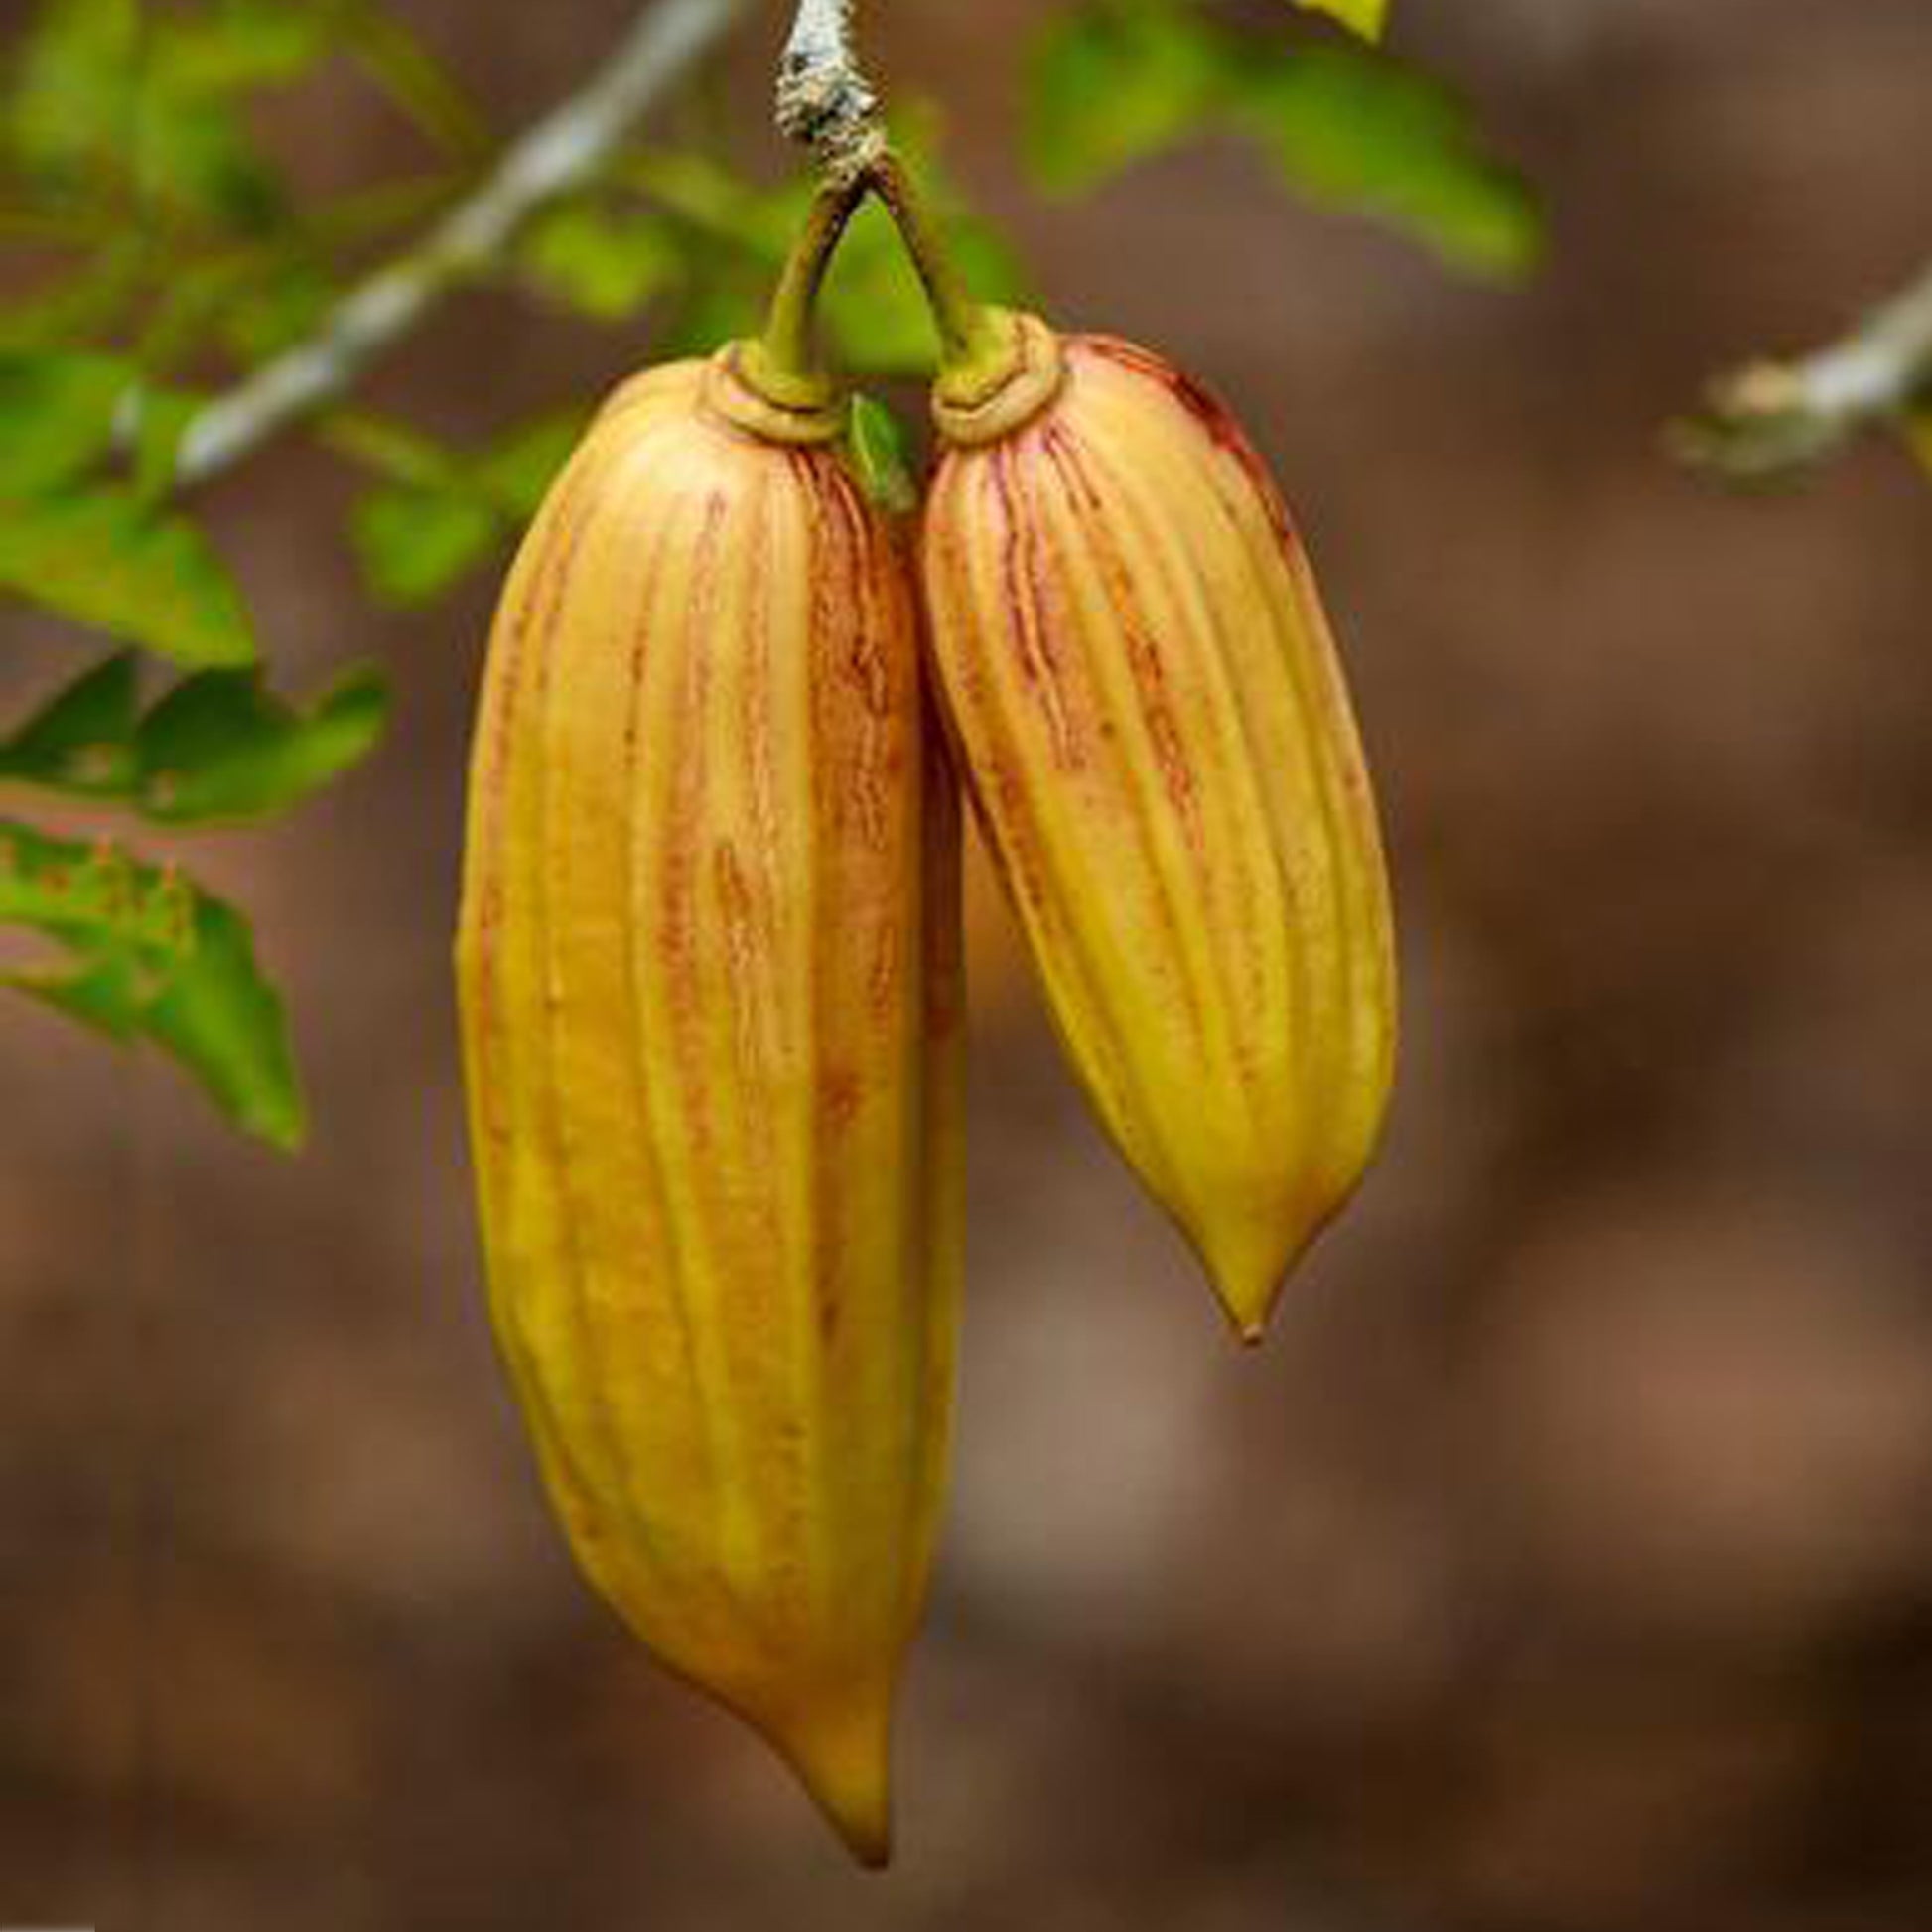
762, 1680, 898, 1870
1195, 1187, 1368, 1346
1221, 1289, 1280, 1350
1196, 1229, 1292, 1350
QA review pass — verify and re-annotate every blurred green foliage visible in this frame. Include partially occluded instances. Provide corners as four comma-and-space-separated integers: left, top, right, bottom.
1030, 0, 1538, 278
1289, 0, 1388, 39
0, 817, 303, 1145
0, 0, 1528, 1144
0, 483, 256, 665
0, 652, 389, 824
344, 409, 586, 608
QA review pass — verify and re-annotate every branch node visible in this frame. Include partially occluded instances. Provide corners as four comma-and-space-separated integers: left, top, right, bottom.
776, 0, 882, 181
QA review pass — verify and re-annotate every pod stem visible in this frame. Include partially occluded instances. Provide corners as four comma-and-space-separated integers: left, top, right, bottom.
867, 148, 1000, 378
757, 169, 872, 393
756, 144, 1019, 409
771, 4, 1019, 395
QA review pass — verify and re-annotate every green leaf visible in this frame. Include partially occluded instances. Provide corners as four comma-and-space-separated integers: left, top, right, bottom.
0, 654, 390, 823
520, 202, 681, 320
126, 386, 207, 503
160, 0, 334, 94
0, 652, 141, 798
0, 817, 303, 1147
1288, 0, 1388, 41
1024, 2, 1537, 279
350, 485, 497, 609
1229, 41, 1540, 278
7, 0, 141, 184
343, 411, 587, 606
1027, 3, 1225, 197
0, 488, 256, 666
0, 353, 207, 506
846, 396, 919, 515
8, 0, 309, 232
133, 664, 389, 824
475, 412, 587, 518
0, 350, 134, 495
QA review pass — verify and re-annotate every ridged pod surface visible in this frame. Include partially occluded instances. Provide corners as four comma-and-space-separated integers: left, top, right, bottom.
457, 349, 963, 1865
920, 314, 1396, 1339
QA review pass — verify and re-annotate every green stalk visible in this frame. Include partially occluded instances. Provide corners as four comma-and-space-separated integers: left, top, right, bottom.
868, 149, 1004, 380
752, 170, 871, 400
748, 145, 1020, 411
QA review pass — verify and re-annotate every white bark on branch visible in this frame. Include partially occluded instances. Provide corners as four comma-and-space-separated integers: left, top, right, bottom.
173, 0, 745, 489
1683, 257, 1932, 481
776, 0, 882, 181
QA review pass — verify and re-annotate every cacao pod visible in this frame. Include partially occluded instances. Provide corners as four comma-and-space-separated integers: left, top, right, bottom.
457, 345, 963, 1864
919, 311, 1396, 1340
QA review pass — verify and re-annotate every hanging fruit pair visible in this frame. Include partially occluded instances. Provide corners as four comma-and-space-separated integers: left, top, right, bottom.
456, 148, 1395, 1866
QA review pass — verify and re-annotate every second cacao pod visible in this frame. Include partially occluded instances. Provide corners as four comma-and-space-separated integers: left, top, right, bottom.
919, 311, 1397, 1339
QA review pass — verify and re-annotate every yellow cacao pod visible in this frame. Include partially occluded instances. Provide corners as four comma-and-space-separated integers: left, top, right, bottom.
920, 312, 1396, 1340
456, 346, 963, 1864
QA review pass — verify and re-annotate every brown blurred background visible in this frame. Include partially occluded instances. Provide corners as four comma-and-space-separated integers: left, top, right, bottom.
4, 0, 1932, 1926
